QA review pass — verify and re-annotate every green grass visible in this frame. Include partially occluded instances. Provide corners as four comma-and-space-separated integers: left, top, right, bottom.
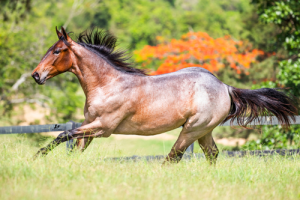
0, 135, 300, 200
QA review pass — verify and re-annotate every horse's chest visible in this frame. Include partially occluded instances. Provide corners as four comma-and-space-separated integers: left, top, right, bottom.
85, 96, 126, 120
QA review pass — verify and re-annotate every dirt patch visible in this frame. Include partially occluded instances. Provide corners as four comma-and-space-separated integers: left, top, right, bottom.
18, 105, 50, 126
16, 105, 59, 137
215, 137, 246, 146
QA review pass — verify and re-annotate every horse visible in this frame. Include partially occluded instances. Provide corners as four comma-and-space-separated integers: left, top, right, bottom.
31, 27, 297, 164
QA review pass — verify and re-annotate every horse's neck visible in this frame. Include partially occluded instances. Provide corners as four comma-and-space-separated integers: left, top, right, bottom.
73, 55, 120, 98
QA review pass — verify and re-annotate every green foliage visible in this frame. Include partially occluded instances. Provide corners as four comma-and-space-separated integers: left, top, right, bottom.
48, 79, 85, 121
251, 0, 300, 96
177, 0, 252, 39
0, 0, 86, 124
0, 0, 31, 23
91, 0, 276, 52
17, 133, 52, 147
243, 125, 300, 150
252, 0, 300, 93
253, 0, 300, 55
278, 59, 300, 96
245, 0, 300, 150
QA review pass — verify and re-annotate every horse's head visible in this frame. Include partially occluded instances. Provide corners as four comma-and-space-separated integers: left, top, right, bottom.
32, 27, 74, 85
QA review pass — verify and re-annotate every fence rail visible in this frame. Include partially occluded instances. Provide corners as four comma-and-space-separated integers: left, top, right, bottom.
0, 122, 82, 134
0, 121, 82, 151
1, 116, 300, 154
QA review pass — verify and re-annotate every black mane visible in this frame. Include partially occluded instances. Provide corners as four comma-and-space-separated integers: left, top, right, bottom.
76, 28, 147, 76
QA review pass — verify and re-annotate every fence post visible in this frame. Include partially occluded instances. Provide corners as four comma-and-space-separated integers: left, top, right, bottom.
66, 121, 75, 152
185, 142, 194, 155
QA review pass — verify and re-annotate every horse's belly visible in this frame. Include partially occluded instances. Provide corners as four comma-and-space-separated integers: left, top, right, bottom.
113, 112, 186, 135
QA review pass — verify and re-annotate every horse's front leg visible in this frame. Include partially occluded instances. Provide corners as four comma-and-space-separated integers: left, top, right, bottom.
33, 120, 103, 160
74, 120, 94, 152
74, 102, 94, 152
75, 138, 94, 152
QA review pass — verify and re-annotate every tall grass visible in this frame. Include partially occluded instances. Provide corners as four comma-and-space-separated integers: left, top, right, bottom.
0, 135, 299, 200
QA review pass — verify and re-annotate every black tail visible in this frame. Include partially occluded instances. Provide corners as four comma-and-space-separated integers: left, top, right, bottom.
223, 86, 297, 128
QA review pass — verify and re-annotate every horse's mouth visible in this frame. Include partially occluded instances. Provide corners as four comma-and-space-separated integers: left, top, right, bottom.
37, 78, 46, 85
33, 77, 46, 85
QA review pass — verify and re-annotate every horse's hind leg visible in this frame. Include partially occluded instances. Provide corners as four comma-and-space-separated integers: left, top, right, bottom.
163, 130, 197, 164
197, 131, 219, 165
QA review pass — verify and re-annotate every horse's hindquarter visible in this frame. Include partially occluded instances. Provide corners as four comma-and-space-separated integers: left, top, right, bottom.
113, 68, 231, 136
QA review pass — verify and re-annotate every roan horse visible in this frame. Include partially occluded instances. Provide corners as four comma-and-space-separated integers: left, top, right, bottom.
32, 27, 297, 164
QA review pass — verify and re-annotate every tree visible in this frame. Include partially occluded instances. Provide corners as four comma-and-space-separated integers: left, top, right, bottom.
135, 31, 264, 75
252, 0, 300, 96
243, 0, 300, 150
0, 0, 86, 125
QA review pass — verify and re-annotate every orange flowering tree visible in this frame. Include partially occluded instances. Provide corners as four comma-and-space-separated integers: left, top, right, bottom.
135, 32, 264, 75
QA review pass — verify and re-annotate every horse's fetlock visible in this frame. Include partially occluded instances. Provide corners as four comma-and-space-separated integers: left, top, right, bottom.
57, 130, 73, 142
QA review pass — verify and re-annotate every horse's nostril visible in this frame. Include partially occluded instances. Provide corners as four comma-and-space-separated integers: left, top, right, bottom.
32, 72, 40, 81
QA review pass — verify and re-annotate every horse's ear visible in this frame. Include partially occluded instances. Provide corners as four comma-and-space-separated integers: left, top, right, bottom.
61, 26, 73, 43
56, 26, 63, 39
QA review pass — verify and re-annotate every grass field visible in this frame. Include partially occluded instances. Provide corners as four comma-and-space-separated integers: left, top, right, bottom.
0, 133, 300, 200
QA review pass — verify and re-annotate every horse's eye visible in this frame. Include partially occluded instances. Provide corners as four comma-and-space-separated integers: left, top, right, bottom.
53, 50, 61, 55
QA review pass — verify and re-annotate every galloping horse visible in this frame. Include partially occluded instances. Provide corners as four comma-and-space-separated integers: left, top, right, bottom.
32, 27, 297, 164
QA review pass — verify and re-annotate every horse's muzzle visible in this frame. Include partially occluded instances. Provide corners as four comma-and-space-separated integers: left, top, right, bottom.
32, 72, 45, 85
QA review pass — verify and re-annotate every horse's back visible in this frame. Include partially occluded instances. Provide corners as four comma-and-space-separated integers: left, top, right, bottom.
152, 67, 216, 79
173, 66, 216, 76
